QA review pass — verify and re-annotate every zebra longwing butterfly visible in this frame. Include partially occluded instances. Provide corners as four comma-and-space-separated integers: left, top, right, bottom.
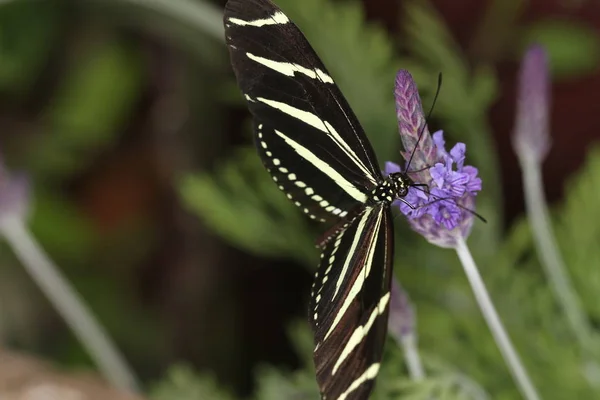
224, 1, 419, 398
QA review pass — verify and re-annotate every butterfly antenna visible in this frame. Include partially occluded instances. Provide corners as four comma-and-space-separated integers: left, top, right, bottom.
411, 185, 487, 223
405, 73, 443, 171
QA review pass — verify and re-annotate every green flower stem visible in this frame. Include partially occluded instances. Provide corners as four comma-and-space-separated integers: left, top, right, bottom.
0, 215, 140, 392
401, 333, 425, 381
519, 153, 600, 384
455, 238, 540, 400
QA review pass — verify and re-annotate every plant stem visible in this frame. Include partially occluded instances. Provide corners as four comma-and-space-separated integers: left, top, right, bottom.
455, 237, 540, 400
105, 0, 225, 42
401, 333, 425, 381
519, 154, 599, 372
0, 215, 140, 392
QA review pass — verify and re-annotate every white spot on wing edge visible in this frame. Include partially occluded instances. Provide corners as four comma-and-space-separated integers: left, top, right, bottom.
228, 11, 289, 27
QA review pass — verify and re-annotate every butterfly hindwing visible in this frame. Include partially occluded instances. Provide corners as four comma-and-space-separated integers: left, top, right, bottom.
310, 205, 394, 400
224, 0, 383, 222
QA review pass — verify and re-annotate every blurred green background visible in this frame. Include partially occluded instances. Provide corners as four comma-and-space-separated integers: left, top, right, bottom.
1, 0, 600, 399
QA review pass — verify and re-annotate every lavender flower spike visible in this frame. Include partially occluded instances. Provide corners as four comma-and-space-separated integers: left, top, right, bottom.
386, 70, 482, 248
388, 70, 541, 400
513, 45, 599, 384
512, 44, 551, 162
394, 70, 435, 176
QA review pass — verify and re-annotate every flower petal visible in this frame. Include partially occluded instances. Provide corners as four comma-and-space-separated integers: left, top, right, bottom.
463, 166, 482, 193
449, 142, 466, 169
384, 161, 402, 175
429, 163, 447, 188
432, 130, 447, 158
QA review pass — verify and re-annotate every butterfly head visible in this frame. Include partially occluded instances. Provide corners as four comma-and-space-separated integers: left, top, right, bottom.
388, 172, 414, 198
371, 172, 415, 204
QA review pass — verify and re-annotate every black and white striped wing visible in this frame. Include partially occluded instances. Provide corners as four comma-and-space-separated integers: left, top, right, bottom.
224, 0, 383, 223
310, 205, 394, 399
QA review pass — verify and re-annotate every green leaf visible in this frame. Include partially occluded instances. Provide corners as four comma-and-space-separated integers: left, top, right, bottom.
521, 19, 600, 80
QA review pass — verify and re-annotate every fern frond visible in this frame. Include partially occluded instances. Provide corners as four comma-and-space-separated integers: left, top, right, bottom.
179, 147, 317, 266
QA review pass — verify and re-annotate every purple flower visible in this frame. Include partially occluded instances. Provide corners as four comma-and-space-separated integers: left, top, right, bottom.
388, 278, 415, 342
512, 44, 551, 162
385, 70, 483, 248
0, 165, 30, 225
394, 70, 436, 181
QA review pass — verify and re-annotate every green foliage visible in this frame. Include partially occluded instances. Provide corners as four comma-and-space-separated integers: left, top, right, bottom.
403, 146, 600, 400
521, 19, 600, 79
28, 190, 98, 266
375, 350, 491, 400
150, 322, 488, 400
0, 0, 63, 95
180, 147, 317, 266
556, 146, 600, 341
151, 365, 236, 400
27, 35, 145, 181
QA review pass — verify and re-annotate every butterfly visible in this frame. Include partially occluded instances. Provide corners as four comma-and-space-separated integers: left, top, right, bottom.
223, 1, 423, 398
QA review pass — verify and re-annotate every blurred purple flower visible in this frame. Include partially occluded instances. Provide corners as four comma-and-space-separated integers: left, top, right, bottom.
512, 44, 551, 162
0, 165, 30, 224
385, 70, 482, 248
388, 278, 415, 342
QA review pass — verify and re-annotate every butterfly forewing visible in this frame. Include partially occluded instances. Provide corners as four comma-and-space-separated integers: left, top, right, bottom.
310, 205, 394, 399
224, 0, 383, 222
